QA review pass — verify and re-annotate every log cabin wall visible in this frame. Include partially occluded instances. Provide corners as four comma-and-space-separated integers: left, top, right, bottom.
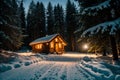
42, 43, 49, 54
49, 36, 65, 54
32, 44, 43, 53
30, 34, 67, 54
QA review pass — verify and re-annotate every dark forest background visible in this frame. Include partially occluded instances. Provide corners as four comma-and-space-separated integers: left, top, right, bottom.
0, 0, 120, 60
0, 0, 78, 51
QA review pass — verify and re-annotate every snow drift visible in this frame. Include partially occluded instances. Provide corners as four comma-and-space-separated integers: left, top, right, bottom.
0, 52, 45, 73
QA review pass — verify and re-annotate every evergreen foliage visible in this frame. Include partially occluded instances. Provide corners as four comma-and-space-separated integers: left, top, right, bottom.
27, 0, 36, 42
19, 0, 26, 34
66, 0, 78, 51
27, 1, 46, 43
47, 2, 54, 35
75, 0, 120, 60
26, 0, 77, 51
0, 0, 23, 50
54, 4, 64, 35
0, 0, 78, 52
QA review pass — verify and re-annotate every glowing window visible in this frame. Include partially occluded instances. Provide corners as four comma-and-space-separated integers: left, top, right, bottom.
50, 42, 54, 48
59, 43, 62, 48
35, 44, 42, 49
55, 38, 58, 42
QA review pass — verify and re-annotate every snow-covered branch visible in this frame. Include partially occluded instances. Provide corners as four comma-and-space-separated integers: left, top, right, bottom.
81, 0, 111, 16
81, 18, 120, 37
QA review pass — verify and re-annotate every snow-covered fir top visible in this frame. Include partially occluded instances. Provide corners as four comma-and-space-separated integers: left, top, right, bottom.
81, 0, 111, 16
29, 34, 59, 45
81, 18, 120, 37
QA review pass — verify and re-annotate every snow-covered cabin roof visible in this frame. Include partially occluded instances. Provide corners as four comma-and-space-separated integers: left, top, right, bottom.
29, 34, 66, 45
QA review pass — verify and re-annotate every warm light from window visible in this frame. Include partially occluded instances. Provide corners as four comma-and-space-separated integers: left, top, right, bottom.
35, 44, 42, 49
55, 38, 58, 42
59, 43, 62, 48
50, 42, 54, 48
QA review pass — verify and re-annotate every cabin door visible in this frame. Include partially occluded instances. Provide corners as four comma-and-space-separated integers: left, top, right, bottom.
55, 43, 59, 53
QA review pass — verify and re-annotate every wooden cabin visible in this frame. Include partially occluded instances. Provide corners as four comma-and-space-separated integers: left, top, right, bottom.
29, 34, 67, 54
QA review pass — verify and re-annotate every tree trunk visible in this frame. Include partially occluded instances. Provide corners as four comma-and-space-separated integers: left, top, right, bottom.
103, 48, 107, 56
71, 34, 75, 51
110, 35, 118, 60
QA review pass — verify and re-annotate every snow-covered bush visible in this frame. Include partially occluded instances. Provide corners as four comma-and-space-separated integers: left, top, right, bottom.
82, 56, 91, 62
19, 61, 22, 63
24, 62, 31, 66
0, 64, 12, 73
14, 64, 21, 68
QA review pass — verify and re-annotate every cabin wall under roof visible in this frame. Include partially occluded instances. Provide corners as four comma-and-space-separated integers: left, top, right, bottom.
31, 35, 66, 54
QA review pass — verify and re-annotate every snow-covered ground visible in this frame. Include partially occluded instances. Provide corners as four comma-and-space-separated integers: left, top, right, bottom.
0, 52, 44, 73
0, 52, 120, 80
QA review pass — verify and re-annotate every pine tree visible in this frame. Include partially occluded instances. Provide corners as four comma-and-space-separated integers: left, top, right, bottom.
38, 2, 46, 37
12, 0, 18, 15
54, 4, 64, 35
34, 2, 41, 38
19, 0, 26, 34
47, 2, 54, 35
66, 0, 77, 51
27, 1, 46, 43
27, 0, 36, 42
0, 0, 23, 50
75, 0, 120, 60
34, 2, 46, 38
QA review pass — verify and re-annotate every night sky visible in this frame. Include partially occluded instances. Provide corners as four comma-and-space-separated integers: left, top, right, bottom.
24, 0, 76, 13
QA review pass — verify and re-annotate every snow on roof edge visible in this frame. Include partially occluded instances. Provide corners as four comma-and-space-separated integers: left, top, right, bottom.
29, 34, 59, 45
